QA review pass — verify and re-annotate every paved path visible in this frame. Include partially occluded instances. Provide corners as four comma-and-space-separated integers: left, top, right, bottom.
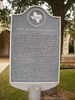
0, 58, 9, 73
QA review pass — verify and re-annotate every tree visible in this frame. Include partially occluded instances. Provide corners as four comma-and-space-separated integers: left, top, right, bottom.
0, 7, 10, 30
6, 0, 75, 54
65, 4, 75, 36
0, 0, 74, 54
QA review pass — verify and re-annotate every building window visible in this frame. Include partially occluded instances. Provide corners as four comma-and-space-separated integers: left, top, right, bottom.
69, 39, 74, 53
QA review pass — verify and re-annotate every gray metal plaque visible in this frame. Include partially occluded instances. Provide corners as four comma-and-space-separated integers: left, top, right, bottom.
10, 6, 61, 90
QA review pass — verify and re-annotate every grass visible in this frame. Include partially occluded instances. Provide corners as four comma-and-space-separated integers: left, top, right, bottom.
60, 64, 75, 69
68, 53, 75, 55
0, 66, 75, 99
0, 66, 28, 100
58, 69, 75, 91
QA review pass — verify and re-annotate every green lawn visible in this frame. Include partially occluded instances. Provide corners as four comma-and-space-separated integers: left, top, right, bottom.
68, 53, 75, 55
0, 66, 75, 100
58, 69, 75, 92
0, 66, 28, 100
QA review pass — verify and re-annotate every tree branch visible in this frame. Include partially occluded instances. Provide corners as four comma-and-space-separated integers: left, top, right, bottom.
64, 0, 75, 14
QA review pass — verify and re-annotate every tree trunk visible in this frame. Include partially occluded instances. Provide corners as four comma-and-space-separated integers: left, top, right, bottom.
41, 1, 65, 96
41, 86, 57, 97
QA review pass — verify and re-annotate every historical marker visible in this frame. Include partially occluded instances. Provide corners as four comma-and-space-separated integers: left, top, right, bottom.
10, 6, 61, 91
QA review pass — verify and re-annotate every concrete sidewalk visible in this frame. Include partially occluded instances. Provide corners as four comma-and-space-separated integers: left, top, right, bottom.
0, 58, 9, 73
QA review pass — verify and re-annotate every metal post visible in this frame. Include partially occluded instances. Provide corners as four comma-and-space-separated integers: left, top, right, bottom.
28, 86, 41, 100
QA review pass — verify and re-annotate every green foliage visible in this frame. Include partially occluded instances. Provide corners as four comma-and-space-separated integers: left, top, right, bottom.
0, 0, 75, 31
64, 4, 75, 36
69, 21, 75, 36
60, 64, 74, 68
0, 0, 45, 30
0, 7, 10, 29
10, 0, 32, 13
46, 4, 53, 15
7, 0, 45, 14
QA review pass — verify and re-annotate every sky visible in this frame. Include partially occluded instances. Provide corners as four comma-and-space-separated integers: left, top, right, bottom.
3, 0, 11, 9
